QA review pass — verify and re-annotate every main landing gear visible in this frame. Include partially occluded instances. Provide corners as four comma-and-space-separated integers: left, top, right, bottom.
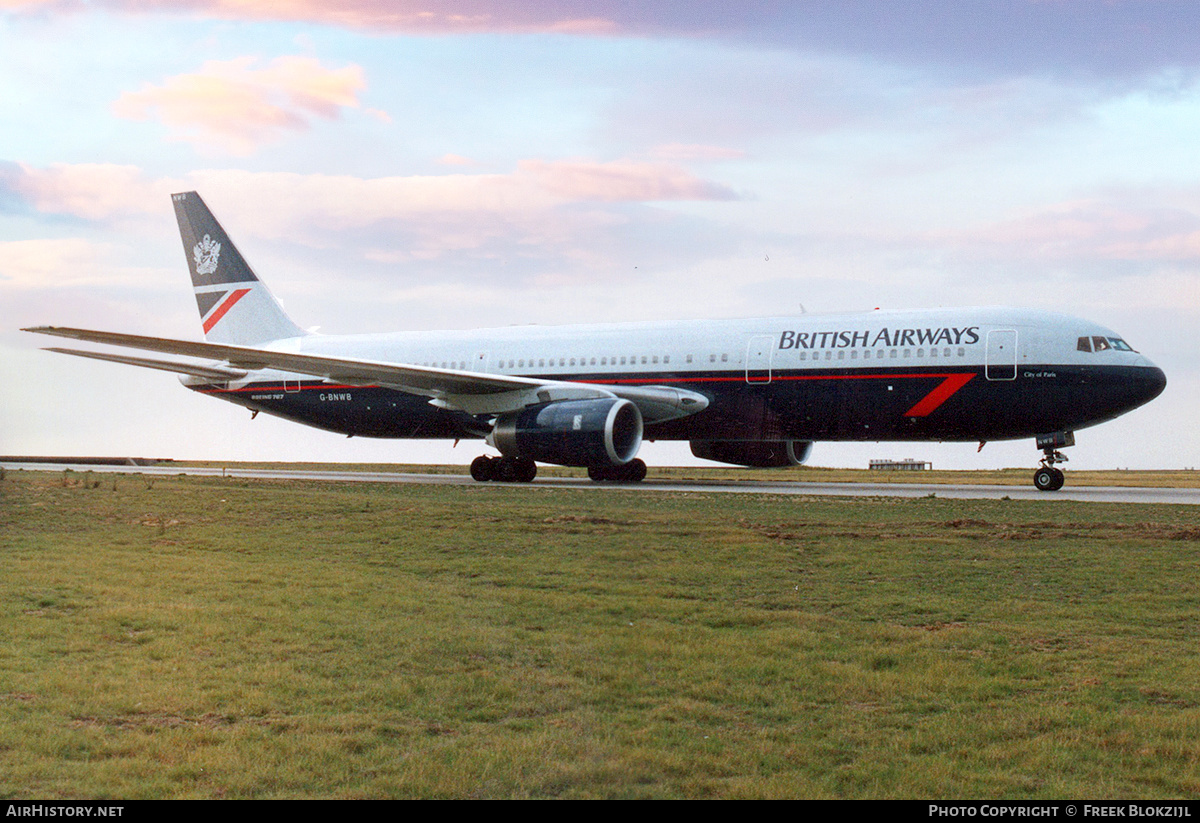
470, 454, 537, 483
469, 455, 648, 484
1032, 432, 1074, 492
587, 459, 647, 483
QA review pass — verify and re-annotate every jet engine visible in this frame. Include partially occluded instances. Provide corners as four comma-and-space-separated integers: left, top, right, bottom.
492, 398, 643, 467
689, 439, 813, 468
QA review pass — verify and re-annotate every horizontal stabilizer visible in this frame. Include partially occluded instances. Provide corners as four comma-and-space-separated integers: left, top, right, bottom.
43, 347, 248, 381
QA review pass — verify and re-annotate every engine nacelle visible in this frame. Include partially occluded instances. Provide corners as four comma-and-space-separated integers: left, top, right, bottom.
689, 439, 813, 468
493, 398, 643, 467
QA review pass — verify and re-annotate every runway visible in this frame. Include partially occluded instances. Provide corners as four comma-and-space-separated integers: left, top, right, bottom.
5, 462, 1199, 505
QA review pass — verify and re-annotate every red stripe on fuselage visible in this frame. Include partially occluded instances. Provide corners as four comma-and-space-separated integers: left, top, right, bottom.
901, 372, 976, 417
202, 288, 251, 333
196, 370, 978, 417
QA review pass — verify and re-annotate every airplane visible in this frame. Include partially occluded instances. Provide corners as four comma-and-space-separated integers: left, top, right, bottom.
23, 191, 1166, 491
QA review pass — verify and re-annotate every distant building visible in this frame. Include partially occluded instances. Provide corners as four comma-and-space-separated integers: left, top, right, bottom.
869, 459, 932, 471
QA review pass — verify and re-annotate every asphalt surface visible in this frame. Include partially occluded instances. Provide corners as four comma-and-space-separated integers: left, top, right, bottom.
5, 462, 1199, 504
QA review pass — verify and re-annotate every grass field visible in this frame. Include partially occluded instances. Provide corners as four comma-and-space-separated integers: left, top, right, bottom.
3, 469, 1200, 798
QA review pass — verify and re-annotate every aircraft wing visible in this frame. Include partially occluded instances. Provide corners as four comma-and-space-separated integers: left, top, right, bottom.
24, 326, 708, 422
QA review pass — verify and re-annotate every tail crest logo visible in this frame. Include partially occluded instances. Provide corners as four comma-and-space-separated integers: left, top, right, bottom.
193, 234, 222, 276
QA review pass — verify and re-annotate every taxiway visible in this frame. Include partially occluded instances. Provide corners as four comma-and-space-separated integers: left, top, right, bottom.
4, 462, 1198, 505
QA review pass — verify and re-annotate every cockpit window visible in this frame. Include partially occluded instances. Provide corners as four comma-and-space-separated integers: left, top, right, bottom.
1079, 336, 1136, 353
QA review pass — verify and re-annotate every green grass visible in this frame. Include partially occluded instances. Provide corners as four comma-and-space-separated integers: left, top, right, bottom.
2, 471, 1200, 798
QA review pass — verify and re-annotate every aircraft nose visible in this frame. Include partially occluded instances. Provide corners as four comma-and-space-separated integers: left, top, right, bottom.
1143, 365, 1167, 403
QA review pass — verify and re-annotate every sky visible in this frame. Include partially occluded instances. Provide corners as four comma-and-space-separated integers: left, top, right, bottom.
2, 0, 1199, 471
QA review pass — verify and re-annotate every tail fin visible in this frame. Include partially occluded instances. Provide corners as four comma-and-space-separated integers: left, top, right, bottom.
172, 191, 307, 345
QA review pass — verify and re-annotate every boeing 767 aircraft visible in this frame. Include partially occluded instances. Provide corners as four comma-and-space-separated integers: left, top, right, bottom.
24, 192, 1166, 490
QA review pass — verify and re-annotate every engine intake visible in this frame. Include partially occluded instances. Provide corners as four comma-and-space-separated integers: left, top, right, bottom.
690, 440, 813, 468
493, 398, 643, 467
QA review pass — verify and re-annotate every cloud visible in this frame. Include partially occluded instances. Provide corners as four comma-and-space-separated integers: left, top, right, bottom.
2, 161, 740, 282
517, 159, 737, 202
1, 163, 171, 220
0, 238, 148, 289
113, 56, 371, 155
649, 144, 747, 162
6, 159, 735, 222
10, 1, 1200, 79
939, 199, 1200, 263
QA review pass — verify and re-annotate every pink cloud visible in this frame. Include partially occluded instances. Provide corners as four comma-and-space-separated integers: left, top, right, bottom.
518, 159, 737, 202
200, 0, 618, 33
4, 160, 736, 269
0, 239, 148, 289
649, 143, 747, 162
9, 159, 734, 222
938, 200, 1200, 262
7, 163, 171, 220
113, 56, 370, 155
2, 0, 621, 33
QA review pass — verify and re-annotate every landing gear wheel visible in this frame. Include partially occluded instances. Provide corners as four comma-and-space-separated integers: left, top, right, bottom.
470, 455, 495, 482
514, 456, 537, 483
587, 465, 614, 482
587, 459, 647, 483
1033, 467, 1056, 491
1033, 466, 1065, 491
624, 458, 647, 482
495, 456, 519, 483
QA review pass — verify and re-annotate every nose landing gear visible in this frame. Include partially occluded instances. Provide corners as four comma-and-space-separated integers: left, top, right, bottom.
1032, 432, 1073, 491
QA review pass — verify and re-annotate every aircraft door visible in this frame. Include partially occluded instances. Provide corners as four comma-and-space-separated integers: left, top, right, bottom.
745, 335, 774, 384
985, 329, 1017, 381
